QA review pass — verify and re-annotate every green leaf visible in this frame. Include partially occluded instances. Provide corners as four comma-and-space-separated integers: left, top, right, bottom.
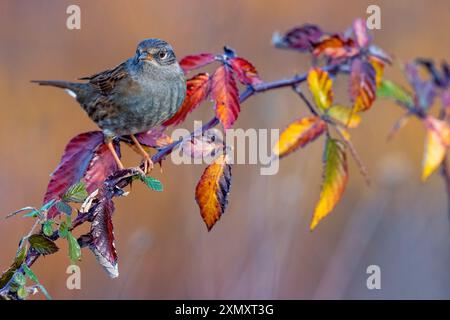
22, 264, 39, 284
38, 284, 52, 300
63, 181, 88, 203
67, 232, 81, 263
42, 221, 54, 237
141, 176, 163, 192
17, 286, 28, 299
13, 272, 26, 286
58, 216, 71, 239
0, 246, 28, 289
28, 234, 59, 255
377, 80, 414, 107
22, 210, 41, 218
55, 201, 72, 216
40, 199, 56, 212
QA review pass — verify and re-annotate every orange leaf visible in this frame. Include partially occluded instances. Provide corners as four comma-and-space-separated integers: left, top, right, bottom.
163, 73, 210, 126
312, 35, 359, 60
179, 53, 215, 74
422, 116, 450, 181
211, 65, 240, 129
273, 116, 326, 158
307, 68, 333, 110
195, 154, 232, 231
229, 57, 263, 86
350, 59, 377, 112
310, 138, 348, 230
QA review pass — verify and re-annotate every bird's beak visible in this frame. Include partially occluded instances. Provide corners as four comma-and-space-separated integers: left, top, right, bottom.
139, 52, 153, 61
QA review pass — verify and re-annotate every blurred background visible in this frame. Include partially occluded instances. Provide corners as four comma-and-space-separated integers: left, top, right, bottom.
0, 0, 449, 299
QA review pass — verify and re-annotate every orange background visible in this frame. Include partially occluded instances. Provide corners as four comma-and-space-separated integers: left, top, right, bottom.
0, 0, 449, 299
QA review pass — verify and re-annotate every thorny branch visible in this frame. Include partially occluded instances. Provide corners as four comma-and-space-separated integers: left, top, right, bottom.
0, 63, 344, 298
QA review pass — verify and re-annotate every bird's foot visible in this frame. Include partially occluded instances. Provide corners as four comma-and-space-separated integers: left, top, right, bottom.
142, 153, 154, 175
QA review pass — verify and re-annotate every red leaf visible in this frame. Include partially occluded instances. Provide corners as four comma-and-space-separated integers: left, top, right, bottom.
349, 58, 377, 112
195, 154, 232, 231
163, 73, 211, 126
44, 131, 104, 218
313, 35, 359, 60
211, 65, 240, 129
179, 53, 215, 74
135, 127, 173, 148
229, 57, 263, 86
273, 24, 323, 51
84, 141, 121, 194
89, 195, 118, 278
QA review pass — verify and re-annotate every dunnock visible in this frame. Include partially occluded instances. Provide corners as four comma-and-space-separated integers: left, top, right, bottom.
33, 39, 186, 172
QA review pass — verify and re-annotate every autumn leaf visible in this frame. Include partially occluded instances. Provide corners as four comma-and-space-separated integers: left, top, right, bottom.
368, 56, 384, 88
310, 138, 348, 230
84, 141, 121, 194
312, 35, 359, 60
44, 131, 104, 218
273, 116, 327, 158
352, 18, 370, 48
195, 154, 232, 231
179, 53, 216, 74
272, 24, 323, 51
89, 195, 118, 278
307, 68, 333, 110
163, 73, 211, 126
405, 62, 436, 110
422, 117, 450, 181
326, 105, 361, 128
229, 57, 263, 86
211, 65, 240, 129
349, 59, 377, 112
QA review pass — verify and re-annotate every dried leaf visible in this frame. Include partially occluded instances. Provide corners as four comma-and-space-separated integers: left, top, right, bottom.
229, 57, 263, 86
368, 56, 384, 88
211, 65, 240, 129
405, 63, 436, 110
195, 154, 232, 231
179, 53, 216, 74
310, 138, 348, 230
163, 73, 211, 126
273, 116, 327, 158
350, 59, 377, 112
307, 68, 333, 110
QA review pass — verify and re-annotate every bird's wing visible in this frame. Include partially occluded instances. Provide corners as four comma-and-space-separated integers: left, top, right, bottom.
79, 62, 128, 95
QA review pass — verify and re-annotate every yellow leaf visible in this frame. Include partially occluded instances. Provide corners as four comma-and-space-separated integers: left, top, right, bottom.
422, 117, 450, 181
310, 138, 348, 230
273, 116, 327, 158
368, 56, 384, 88
195, 154, 232, 231
327, 105, 361, 128
307, 68, 333, 110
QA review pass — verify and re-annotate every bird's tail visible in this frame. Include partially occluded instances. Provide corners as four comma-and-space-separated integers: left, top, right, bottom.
31, 80, 86, 99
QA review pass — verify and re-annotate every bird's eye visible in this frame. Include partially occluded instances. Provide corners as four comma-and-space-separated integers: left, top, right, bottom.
158, 51, 168, 59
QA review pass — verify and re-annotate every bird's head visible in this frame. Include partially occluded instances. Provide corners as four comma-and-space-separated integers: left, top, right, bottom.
135, 38, 177, 67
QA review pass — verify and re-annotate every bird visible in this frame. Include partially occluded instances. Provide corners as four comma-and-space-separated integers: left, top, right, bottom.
32, 38, 186, 173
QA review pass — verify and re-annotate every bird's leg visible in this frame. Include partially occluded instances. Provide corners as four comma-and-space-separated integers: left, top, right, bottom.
106, 140, 124, 170
130, 134, 153, 174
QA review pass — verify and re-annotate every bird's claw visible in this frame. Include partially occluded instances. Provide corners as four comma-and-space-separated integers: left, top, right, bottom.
142, 155, 154, 175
